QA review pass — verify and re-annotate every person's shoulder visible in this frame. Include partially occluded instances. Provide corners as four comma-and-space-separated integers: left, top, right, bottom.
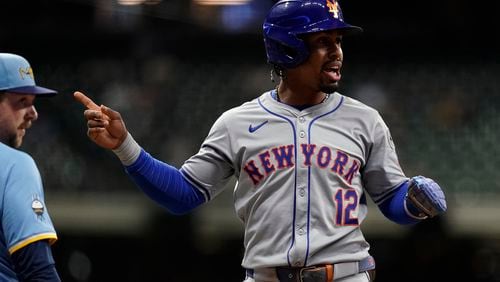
0, 144, 42, 195
219, 91, 270, 119
337, 93, 381, 117
0, 143, 36, 170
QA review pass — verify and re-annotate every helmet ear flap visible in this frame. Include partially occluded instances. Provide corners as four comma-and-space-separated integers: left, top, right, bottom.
279, 44, 298, 62
263, 25, 309, 69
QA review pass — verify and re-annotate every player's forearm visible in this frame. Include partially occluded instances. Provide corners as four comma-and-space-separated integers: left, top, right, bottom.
113, 136, 205, 214
377, 181, 422, 225
112, 132, 142, 166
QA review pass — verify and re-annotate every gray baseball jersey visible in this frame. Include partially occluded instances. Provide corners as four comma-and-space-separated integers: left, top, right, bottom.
181, 90, 408, 269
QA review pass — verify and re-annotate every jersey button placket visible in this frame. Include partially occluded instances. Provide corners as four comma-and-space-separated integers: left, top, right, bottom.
299, 188, 305, 197
291, 116, 308, 265
298, 228, 305, 235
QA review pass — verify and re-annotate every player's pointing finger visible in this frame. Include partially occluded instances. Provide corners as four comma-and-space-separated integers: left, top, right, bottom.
74, 91, 99, 110
75, 91, 111, 121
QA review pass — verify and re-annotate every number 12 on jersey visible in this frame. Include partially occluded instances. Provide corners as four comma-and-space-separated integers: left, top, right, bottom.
334, 188, 359, 226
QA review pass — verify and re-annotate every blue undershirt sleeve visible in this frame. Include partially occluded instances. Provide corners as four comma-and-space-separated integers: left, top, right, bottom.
11, 240, 61, 282
377, 181, 421, 225
124, 149, 206, 215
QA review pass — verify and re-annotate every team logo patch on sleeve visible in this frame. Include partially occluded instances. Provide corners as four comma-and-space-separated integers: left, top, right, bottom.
385, 127, 396, 151
32, 199, 45, 215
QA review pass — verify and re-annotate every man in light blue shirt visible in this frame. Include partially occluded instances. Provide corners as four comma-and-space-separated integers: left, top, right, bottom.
0, 53, 60, 281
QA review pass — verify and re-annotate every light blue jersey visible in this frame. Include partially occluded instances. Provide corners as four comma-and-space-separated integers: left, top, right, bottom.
0, 142, 57, 280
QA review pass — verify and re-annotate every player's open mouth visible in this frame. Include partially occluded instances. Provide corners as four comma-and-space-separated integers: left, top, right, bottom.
322, 63, 342, 82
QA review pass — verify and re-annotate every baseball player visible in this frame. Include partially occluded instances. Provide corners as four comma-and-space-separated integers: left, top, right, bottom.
74, 0, 447, 281
0, 53, 60, 281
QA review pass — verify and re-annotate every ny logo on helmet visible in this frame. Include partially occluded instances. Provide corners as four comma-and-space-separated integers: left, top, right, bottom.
19, 67, 34, 80
326, 0, 339, 19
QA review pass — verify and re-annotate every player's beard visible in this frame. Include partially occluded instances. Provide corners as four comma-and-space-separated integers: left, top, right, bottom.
319, 81, 339, 94
318, 70, 340, 94
0, 126, 24, 148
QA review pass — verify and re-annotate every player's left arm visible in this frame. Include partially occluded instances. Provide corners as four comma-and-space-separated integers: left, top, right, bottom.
11, 240, 61, 282
3, 151, 60, 280
378, 176, 447, 224
364, 112, 447, 224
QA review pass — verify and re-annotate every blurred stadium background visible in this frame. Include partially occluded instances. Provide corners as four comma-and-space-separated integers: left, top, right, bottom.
2, 0, 500, 281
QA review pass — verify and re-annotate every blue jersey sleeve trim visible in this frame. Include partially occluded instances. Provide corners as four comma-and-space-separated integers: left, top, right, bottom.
124, 150, 206, 215
377, 181, 420, 225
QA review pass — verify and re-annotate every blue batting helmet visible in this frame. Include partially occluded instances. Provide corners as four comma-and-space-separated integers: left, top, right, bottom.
263, 0, 362, 69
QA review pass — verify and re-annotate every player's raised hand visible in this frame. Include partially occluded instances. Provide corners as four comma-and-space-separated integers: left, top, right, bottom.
74, 91, 128, 150
406, 176, 447, 218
